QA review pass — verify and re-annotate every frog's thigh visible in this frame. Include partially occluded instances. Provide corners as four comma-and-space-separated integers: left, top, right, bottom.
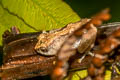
77, 25, 97, 53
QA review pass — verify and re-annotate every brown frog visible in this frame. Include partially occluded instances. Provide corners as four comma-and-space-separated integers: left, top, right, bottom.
35, 19, 92, 56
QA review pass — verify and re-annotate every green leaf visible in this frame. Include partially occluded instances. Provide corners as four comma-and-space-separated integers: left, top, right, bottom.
0, 0, 80, 46
105, 70, 111, 80
65, 70, 111, 80
65, 70, 87, 80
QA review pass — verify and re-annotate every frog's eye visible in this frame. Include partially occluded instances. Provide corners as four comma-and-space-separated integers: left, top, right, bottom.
35, 47, 49, 55
39, 47, 48, 52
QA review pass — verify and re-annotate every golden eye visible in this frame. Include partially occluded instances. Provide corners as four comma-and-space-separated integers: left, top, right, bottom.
40, 47, 48, 52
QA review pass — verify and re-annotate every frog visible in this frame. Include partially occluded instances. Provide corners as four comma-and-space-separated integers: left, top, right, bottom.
34, 18, 94, 56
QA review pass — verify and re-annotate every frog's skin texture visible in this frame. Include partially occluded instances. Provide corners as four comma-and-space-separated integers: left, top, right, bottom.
35, 19, 92, 56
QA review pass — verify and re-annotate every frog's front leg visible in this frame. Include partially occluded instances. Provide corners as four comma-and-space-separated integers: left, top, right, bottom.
75, 24, 97, 53
74, 24, 97, 63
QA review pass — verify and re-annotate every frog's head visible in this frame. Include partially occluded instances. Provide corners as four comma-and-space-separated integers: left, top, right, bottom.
35, 33, 53, 55
35, 33, 66, 56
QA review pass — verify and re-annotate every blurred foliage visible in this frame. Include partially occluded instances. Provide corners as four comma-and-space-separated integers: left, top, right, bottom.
0, 0, 120, 80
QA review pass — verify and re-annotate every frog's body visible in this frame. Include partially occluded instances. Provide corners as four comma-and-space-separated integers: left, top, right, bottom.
35, 19, 97, 56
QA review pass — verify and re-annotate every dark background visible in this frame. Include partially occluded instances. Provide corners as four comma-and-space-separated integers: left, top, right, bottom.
65, 0, 120, 22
